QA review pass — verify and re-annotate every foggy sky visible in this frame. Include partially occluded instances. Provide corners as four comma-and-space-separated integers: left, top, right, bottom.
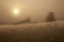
0, 0, 64, 23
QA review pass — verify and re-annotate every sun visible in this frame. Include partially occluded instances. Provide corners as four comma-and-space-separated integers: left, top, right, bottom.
13, 9, 19, 15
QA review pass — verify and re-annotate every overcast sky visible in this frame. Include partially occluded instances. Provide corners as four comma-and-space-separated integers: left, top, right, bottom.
0, 0, 64, 23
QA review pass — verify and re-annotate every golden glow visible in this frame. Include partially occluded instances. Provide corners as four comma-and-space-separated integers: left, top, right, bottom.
13, 9, 19, 15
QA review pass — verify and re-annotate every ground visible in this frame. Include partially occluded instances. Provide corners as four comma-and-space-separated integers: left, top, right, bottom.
0, 20, 64, 42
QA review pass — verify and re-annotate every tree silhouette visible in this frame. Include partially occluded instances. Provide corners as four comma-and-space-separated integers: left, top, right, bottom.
46, 12, 55, 22
14, 17, 31, 25
26, 17, 31, 23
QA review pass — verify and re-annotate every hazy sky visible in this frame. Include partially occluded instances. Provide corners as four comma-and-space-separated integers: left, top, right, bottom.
0, 0, 64, 23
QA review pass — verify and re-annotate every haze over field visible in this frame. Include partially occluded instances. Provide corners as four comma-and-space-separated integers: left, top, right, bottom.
0, 0, 64, 23
0, 0, 64, 42
0, 21, 64, 42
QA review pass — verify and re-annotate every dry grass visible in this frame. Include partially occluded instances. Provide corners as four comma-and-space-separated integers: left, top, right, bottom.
0, 23, 64, 42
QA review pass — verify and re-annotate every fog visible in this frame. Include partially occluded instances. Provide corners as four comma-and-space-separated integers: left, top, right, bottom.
0, 0, 64, 23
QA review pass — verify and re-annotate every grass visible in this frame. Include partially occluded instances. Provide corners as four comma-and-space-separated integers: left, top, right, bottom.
0, 23, 64, 42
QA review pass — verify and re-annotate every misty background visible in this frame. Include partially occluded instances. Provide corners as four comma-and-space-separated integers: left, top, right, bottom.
0, 0, 64, 23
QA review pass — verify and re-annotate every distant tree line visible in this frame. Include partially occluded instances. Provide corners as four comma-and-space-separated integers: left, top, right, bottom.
20, 17, 31, 23
14, 17, 31, 25
14, 12, 56, 25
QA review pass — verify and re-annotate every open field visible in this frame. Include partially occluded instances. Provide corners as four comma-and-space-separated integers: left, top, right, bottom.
0, 21, 64, 42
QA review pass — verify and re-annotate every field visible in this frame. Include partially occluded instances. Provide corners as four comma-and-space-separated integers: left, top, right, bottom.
0, 21, 64, 42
